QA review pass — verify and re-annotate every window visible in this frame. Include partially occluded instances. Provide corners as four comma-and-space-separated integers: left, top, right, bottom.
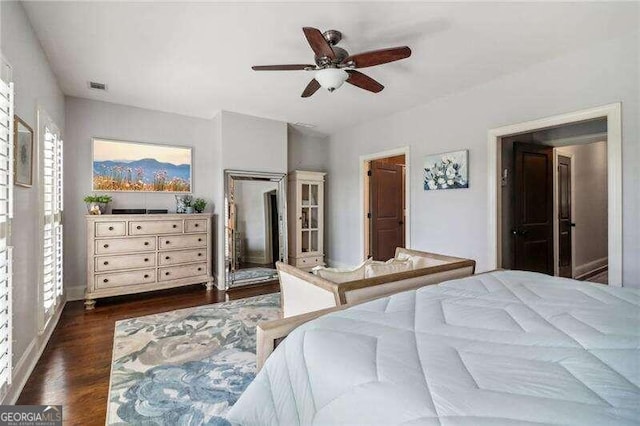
39, 111, 63, 328
0, 78, 13, 388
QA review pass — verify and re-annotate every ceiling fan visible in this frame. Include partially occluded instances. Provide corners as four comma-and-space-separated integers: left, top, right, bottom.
252, 27, 411, 97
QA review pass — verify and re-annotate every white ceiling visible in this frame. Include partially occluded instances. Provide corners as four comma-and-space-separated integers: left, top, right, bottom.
22, 1, 637, 135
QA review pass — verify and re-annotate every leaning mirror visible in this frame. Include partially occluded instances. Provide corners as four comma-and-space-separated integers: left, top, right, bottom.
224, 170, 287, 289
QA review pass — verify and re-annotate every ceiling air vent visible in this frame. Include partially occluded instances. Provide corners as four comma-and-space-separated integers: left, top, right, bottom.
88, 81, 107, 91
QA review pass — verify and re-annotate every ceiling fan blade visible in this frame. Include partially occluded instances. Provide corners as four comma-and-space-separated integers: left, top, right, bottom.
301, 79, 321, 98
344, 46, 411, 68
346, 70, 384, 93
302, 27, 336, 60
252, 64, 315, 71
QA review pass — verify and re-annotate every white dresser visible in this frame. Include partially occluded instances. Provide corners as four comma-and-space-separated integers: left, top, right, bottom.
85, 213, 213, 309
288, 171, 326, 271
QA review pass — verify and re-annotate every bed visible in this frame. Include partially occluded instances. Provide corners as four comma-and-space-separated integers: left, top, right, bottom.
227, 271, 640, 425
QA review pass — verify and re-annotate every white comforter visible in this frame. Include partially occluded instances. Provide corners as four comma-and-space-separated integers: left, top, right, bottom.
227, 271, 640, 425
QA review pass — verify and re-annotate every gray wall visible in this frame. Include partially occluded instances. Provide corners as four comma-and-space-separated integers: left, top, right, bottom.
64, 97, 217, 297
558, 142, 608, 274
288, 126, 329, 172
326, 31, 639, 286
1, 0, 65, 401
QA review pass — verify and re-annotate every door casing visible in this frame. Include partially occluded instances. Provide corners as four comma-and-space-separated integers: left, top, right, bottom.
359, 147, 411, 262
488, 103, 622, 286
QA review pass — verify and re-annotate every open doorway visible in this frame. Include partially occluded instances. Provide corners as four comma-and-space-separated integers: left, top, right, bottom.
363, 154, 406, 260
500, 118, 609, 283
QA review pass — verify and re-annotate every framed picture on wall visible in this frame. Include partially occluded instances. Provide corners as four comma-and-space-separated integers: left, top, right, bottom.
92, 138, 192, 193
424, 149, 469, 191
14, 115, 34, 187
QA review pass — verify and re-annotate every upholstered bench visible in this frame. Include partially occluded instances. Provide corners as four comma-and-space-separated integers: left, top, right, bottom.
277, 248, 476, 318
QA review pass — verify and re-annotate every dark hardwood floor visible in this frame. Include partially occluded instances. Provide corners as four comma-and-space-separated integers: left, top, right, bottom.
16, 282, 279, 426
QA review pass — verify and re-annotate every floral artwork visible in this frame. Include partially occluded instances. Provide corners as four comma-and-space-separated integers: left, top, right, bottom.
424, 150, 469, 190
107, 293, 281, 425
92, 139, 192, 192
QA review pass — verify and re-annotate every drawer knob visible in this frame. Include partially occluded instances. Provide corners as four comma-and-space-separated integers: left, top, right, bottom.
103, 244, 109, 248
165, 272, 170, 276
197, 267, 202, 271
144, 274, 149, 278
144, 242, 150, 246
103, 278, 108, 283
108, 226, 114, 231
103, 261, 109, 265
166, 241, 170, 244
165, 256, 170, 260
136, 225, 142, 230
172, 224, 177, 228
197, 253, 202, 257
144, 258, 149, 262
198, 238, 202, 242
194, 223, 199, 227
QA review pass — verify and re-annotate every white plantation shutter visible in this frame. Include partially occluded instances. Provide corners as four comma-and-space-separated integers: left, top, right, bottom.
42, 123, 63, 324
0, 78, 13, 387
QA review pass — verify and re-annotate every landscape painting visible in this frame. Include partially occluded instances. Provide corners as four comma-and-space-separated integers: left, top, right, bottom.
424, 149, 469, 191
92, 139, 192, 192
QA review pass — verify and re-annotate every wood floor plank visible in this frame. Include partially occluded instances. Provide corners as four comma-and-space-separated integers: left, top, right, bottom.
16, 282, 279, 425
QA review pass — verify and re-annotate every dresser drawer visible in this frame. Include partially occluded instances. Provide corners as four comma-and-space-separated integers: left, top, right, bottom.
159, 248, 206, 266
293, 256, 324, 268
95, 237, 156, 254
159, 263, 207, 282
185, 218, 207, 233
95, 269, 156, 289
95, 253, 156, 272
129, 220, 183, 235
159, 234, 207, 250
95, 221, 126, 237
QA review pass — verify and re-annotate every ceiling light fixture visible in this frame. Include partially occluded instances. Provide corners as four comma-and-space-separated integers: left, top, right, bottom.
314, 68, 348, 92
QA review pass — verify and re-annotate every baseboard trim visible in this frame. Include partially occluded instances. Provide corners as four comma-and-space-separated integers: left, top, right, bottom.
66, 285, 85, 302
1, 299, 66, 404
575, 257, 608, 280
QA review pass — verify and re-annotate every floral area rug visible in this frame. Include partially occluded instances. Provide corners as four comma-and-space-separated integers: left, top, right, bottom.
107, 293, 281, 425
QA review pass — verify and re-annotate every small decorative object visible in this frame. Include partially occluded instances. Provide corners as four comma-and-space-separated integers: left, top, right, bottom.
424, 150, 469, 191
13, 115, 34, 187
84, 194, 113, 214
175, 195, 186, 213
183, 195, 194, 214
92, 138, 192, 193
193, 198, 207, 213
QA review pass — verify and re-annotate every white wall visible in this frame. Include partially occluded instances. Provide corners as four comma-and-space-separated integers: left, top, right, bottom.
0, 1, 65, 402
558, 142, 608, 275
214, 111, 287, 287
326, 31, 639, 286
64, 97, 217, 298
288, 126, 328, 172
235, 180, 278, 264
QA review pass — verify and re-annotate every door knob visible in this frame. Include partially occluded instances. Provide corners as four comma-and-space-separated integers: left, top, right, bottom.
570, 223, 576, 227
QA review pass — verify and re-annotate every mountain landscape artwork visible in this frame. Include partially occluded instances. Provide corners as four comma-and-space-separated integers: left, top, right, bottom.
92, 139, 192, 192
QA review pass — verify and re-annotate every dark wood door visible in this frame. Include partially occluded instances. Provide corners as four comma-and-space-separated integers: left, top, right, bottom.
513, 142, 554, 275
557, 155, 573, 278
370, 161, 405, 260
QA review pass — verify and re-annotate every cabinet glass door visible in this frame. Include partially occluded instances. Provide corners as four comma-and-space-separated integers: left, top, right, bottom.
300, 182, 320, 253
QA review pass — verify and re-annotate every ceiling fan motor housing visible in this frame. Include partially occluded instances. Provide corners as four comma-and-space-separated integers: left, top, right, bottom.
315, 46, 349, 67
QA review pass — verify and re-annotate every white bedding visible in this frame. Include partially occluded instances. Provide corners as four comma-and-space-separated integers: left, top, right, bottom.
227, 271, 640, 425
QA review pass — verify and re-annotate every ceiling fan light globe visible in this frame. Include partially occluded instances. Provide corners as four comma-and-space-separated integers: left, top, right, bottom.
315, 68, 348, 92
